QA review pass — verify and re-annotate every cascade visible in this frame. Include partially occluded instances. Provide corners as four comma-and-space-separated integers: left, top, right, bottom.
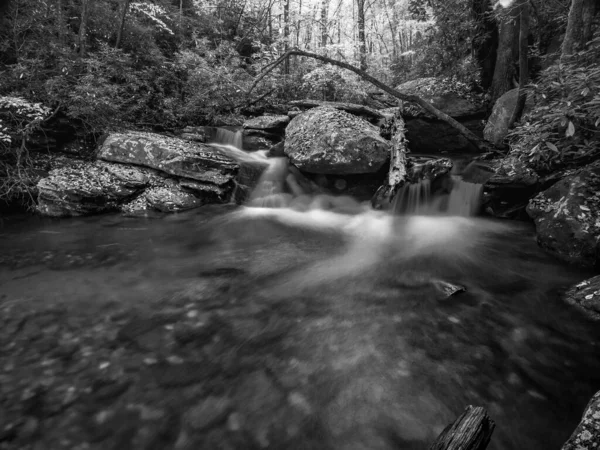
210, 128, 243, 149
446, 176, 484, 216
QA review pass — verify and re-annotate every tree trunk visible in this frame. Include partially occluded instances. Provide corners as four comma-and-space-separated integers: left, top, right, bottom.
78, 0, 90, 57
283, 0, 290, 73
471, 0, 498, 90
115, 0, 130, 49
508, 0, 529, 127
356, 0, 367, 70
562, 0, 596, 58
320, 0, 329, 48
429, 406, 495, 450
56, 0, 65, 43
490, 4, 519, 103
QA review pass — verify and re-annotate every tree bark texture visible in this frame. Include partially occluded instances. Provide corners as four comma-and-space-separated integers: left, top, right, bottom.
471, 0, 498, 90
562, 0, 597, 58
490, 4, 519, 103
115, 0, 130, 49
508, 0, 529, 127
356, 0, 367, 70
429, 406, 495, 450
78, 0, 90, 56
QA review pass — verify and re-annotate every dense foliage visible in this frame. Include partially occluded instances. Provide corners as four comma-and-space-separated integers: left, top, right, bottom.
508, 32, 600, 174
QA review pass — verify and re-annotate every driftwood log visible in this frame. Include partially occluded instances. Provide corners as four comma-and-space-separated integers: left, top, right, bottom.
248, 48, 497, 153
288, 99, 385, 123
429, 406, 495, 450
371, 111, 408, 209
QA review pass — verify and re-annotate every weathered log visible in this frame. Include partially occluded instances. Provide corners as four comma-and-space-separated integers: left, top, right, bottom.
371, 111, 407, 209
429, 406, 495, 450
288, 99, 385, 123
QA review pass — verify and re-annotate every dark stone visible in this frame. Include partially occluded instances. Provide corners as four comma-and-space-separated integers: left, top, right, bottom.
404, 118, 483, 153
527, 160, 600, 267
562, 391, 600, 450
565, 276, 600, 321
153, 361, 218, 388
267, 141, 285, 158
285, 107, 390, 175
184, 396, 233, 431
482, 156, 540, 219
405, 157, 453, 184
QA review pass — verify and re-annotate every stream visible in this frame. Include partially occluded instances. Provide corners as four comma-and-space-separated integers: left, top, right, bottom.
1, 135, 599, 449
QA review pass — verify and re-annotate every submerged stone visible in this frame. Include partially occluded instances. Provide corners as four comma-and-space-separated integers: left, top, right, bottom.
562, 390, 600, 450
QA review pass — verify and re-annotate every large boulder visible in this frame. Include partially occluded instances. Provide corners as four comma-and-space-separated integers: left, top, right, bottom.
526, 161, 600, 267
565, 276, 600, 321
562, 391, 600, 450
482, 156, 540, 219
37, 161, 149, 217
284, 106, 390, 175
404, 118, 483, 153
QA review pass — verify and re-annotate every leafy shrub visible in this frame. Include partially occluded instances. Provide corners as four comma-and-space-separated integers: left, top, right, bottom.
507, 33, 600, 174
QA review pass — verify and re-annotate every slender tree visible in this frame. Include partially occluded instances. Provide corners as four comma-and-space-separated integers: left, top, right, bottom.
115, 0, 130, 49
490, 2, 519, 103
508, 0, 529, 127
356, 0, 367, 70
78, 0, 91, 56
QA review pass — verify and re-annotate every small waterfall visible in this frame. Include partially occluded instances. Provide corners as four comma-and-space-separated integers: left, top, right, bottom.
446, 176, 484, 216
392, 175, 483, 217
210, 128, 243, 149
392, 179, 432, 215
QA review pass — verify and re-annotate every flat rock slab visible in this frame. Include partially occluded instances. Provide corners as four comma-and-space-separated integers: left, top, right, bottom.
98, 132, 240, 186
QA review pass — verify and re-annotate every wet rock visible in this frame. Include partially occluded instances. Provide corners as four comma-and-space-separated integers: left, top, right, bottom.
36, 161, 148, 217
144, 184, 203, 213
98, 131, 267, 190
267, 141, 285, 158
405, 157, 453, 184
184, 396, 233, 431
285, 106, 390, 175
152, 361, 217, 388
562, 391, 600, 450
432, 280, 467, 300
527, 160, 600, 267
179, 126, 208, 143
243, 115, 290, 131
565, 276, 600, 321
483, 156, 540, 219
234, 370, 285, 446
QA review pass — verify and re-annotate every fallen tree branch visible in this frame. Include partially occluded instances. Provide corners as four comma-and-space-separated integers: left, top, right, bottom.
429, 406, 495, 450
372, 111, 407, 209
249, 48, 497, 152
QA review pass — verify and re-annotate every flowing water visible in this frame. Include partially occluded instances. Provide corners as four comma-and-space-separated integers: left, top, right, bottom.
1, 136, 599, 449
